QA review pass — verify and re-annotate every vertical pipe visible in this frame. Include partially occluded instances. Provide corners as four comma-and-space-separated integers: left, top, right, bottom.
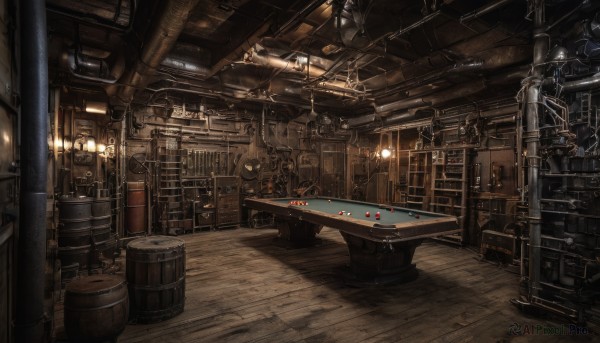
70, 109, 75, 192
526, 0, 547, 298
119, 115, 127, 237
16, 0, 48, 341
53, 89, 60, 187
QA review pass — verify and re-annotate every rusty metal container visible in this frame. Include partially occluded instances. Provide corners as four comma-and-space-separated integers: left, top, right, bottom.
64, 275, 129, 343
126, 182, 146, 235
58, 245, 92, 270
91, 226, 111, 245
91, 215, 111, 227
126, 236, 185, 323
58, 196, 93, 220
92, 197, 111, 217
59, 217, 91, 231
57, 227, 91, 247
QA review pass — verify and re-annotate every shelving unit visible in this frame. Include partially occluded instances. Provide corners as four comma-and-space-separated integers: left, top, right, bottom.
182, 177, 215, 231
214, 176, 240, 228
430, 148, 469, 244
406, 150, 431, 210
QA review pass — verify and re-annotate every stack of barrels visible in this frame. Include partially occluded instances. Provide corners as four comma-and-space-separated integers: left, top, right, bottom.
62, 236, 187, 342
57, 192, 118, 282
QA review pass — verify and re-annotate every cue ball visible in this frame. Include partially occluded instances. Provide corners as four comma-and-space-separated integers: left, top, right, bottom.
328, 200, 331, 203
347, 212, 351, 216
408, 211, 413, 216
365, 212, 370, 217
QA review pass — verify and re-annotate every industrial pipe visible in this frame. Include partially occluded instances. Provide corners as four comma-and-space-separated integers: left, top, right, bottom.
560, 72, 600, 93
526, 0, 547, 299
460, 0, 516, 23
117, 0, 200, 103
16, 0, 49, 341
374, 80, 487, 113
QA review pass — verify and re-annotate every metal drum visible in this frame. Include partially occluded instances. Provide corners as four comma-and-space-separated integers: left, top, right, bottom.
92, 197, 111, 217
58, 197, 94, 281
90, 234, 119, 271
126, 182, 146, 235
58, 197, 93, 243
92, 215, 111, 227
91, 226, 111, 245
126, 236, 186, 323
57, 227, 92, 247
58, 246, 92, 270
59, 196, 93, 220
64, 275, 129, 343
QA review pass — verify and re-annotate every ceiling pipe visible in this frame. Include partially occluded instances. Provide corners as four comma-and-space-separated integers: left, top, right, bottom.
205, 21, 272, 79
373, 80, 487, 113
388, 10, 443, 39
365, 45, 530, 93
66, 49, 123, 83
273, 0, 328, 37
560, 72, 600, 93
460, 0, 517, 23
117, 0, 200, 104
161, 55, 210, 79
245, 47, 323, 77
16, 0, 49, 341
46, 0, 135, 32
244, 47, 358, 92
373, 65, 528, 114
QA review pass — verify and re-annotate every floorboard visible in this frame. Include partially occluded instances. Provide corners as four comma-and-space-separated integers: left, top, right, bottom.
55, 226, 599, 342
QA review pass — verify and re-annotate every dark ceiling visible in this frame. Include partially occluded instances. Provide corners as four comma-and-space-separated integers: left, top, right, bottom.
45, 0, 596, 123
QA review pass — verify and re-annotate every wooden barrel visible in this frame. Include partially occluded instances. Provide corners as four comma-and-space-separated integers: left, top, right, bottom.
126, 236, 185, 323
64, 275, 129, 343
126, 182, 146, 235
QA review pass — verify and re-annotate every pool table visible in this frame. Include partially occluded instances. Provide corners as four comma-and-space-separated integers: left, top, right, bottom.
243, 196, 459, 282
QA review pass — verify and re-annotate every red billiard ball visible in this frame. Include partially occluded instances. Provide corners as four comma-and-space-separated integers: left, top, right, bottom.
375, 211, 381, 220
415, 214, 420, 219
365, 212, 370, 217
339, 211, 343, 215
391, 208, 394, 213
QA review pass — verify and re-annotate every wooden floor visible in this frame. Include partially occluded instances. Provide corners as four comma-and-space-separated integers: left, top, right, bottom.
63, 226, 599, 342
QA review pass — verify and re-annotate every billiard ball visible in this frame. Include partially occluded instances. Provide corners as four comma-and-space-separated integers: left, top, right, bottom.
375, 212, 381, 220
305, 202, 309, 205
338, 211, 343, 215
328, 199, 331, 203
408, 211, 413, 216
347, 212, 351, 216
365, 212, 370, 217
391, 208, 394, 213
415, 214, 420, 219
